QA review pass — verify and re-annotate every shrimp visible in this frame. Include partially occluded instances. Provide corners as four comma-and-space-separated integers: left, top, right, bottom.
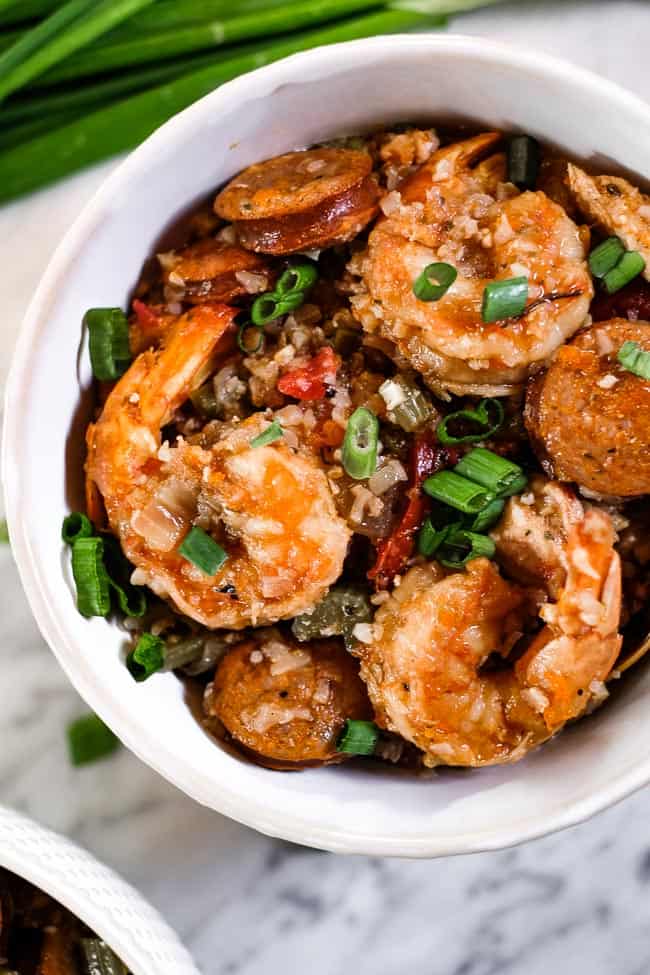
350, 133, 593, 397
86, 304, 351, 629
356, 503, 621, 766
568, 164, 650, 277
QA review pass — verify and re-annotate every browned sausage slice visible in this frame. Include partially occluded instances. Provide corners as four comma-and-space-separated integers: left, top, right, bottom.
205, 633, 372, 768
161, 238, 273, 303
214, 149, 380, 255
525, 319, 650, 496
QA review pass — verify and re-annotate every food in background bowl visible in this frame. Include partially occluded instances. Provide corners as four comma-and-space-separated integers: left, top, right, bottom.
0, 866, 130, 974
66, 123, 650, 773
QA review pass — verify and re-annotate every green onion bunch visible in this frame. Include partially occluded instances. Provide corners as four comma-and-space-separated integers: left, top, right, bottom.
0, 0, 506, 205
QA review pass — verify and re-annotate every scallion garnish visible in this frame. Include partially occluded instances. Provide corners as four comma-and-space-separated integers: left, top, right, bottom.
250, 420, 283, 448
101, 535, 147, 618
251, 289, 304, 325
337, 719, 379, 756
481, 276, 528, 323
466, 497, 505, 533
62, 515, 147, 618
423, 470, 495, 514
0, 519, 8, 545
62, 511, 94, 544
413, 262, 457, 302
507, 135, 540, 190
67, 713, 120, 767
179, 526, 227, 575
276, 262, 318, 296
617, 340, 650, 380
418, 518, 455, 558
85, 307, 131, 381
342, 407, 379, 480
603, 250, 646, 294
436, 397, 504, 445
237, 321, 264, 354
588, 236, 625, 278
454, 447, 527, 498
70, 536, 111, 617
126, 632, 165, 683
437, 528, 496, 569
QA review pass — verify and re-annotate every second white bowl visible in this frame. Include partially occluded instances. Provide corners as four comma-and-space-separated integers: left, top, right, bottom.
0, 805, 198, 974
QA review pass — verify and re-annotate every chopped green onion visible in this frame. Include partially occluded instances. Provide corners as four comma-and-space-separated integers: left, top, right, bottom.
337, 719, 379, 756
588, 236, 625, 278
507, 134, 540, 190
292, 586, 371, 652
250, 420, 283, 448
423, 470, 495, 514
342, 407, 379, 480
418, 518, 455, 558
67, 713, 119, 767
617, 340, 650, 380
603, 250, 646, 294
413, 262, 457, 302
126, 632, 165, 683
62, 511, 93, 545
481, 276, 528, 323
85, 307, 131, 381
237, 321, 264, 354
79, 938, 128, 974
179, 526, 227, 575
70, 536, 111, 617
437, 529, 496, 569
436, 397, 504, 445
0, 519, 8, 544
102, 535, 147, 618
251, 289, 304, 325
454, 447, 527, 498
276, 261, 318, 296
466, 497, 505, 532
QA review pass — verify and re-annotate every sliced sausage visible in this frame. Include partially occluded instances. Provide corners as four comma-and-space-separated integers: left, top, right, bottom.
525, 319, 650, 496
205, 632, 372, 768
161, 238, 273, 303
214, 148, 380, 255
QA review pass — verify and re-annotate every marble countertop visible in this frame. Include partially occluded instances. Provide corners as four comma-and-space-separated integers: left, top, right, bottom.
2, 2, 650, 972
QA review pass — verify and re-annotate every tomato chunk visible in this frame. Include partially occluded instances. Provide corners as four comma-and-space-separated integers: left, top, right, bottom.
368, 436, 459, 589
277, 346, 340, 400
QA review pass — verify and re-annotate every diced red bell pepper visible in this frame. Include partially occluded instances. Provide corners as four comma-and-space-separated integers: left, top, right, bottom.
277, 346, 340, 401
132, 299, 161, 330
368, 435, 459, 590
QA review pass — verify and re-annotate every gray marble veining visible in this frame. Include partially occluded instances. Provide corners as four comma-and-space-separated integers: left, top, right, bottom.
2, 2, 650, 973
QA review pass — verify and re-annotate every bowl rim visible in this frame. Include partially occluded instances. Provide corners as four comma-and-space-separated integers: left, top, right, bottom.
0, 804, 199, 973
5, 32, 650, 858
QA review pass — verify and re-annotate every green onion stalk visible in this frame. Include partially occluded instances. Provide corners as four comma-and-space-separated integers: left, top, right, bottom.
0, 0, 158, 103
0, 7, 447, 205
40, 0, 388, 83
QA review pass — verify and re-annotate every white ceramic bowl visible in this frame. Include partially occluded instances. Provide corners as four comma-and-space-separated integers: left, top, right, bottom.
0, 804, 198, 973
5, 34, 650, 858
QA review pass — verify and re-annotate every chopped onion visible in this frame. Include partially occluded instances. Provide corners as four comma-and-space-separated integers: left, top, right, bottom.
368, 459, 408, 496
